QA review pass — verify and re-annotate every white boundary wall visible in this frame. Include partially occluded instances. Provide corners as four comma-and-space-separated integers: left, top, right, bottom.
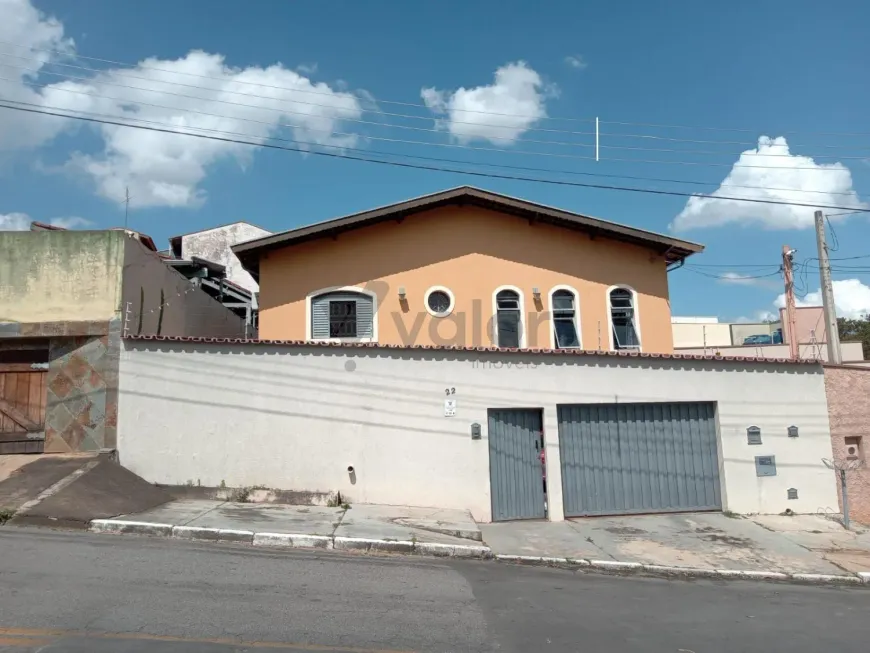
118, 340, 838, 522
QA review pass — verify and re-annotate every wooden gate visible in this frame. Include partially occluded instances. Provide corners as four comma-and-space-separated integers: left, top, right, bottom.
0, 363, 48, 454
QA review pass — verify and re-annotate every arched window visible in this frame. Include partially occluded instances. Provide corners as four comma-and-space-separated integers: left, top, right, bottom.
608, 286, 640, 350
493, 287, 524, 348
550, 287, 580, 349
307, 287, 376, 342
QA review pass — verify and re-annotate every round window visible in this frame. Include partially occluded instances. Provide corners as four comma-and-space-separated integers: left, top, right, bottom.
427, 290, 451, 314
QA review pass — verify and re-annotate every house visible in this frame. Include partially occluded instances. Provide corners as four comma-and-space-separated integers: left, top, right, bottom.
673, 308, 866, 364
0, 224, 248, 454
114, 188, 840, 524
168, 221, 270, 297
232, 186, 705, 353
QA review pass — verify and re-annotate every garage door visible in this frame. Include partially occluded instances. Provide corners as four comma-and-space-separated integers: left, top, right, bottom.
558, 402, 721, 517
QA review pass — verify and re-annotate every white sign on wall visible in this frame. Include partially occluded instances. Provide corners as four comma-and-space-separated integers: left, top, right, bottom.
444, 399, 457, 417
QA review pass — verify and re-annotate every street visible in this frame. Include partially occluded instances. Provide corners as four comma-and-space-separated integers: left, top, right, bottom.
0, 527, 868, 652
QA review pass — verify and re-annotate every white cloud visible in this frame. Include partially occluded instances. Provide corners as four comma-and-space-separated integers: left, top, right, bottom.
1, 0, 365, 208
719, 272, 761, 285
0, 0, 75, 149
732, 311, 779, 323
672, 136, 867, 231
0, 211, 91, 230
0, 212, 31, 230
421, 62, 553, 146
773, 278, 870, 319
717, 271, 781, 289
49, 216, 91, 229
564, 55, 587, 70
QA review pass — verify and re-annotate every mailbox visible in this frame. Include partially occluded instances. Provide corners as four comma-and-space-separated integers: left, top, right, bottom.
755, 455, 777, 477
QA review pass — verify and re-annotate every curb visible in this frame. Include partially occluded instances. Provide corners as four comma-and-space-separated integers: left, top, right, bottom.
493, 554, 869, 586
88, 519, 491, 559
87, 520, 869, 585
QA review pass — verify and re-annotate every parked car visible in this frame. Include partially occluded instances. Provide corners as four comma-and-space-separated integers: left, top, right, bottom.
743, 334, 773, 345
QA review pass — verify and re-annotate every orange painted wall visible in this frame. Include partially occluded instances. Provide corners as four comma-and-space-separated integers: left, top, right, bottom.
258, 205, 675, 353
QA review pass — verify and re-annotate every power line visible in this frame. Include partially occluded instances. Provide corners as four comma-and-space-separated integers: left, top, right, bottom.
4, 100, 870, 215
4, 96, 862, 200
0, 59, 600, 150
0, 39, 594, 124
0, 50, 603, 139
601, 119, 870, 139
683, 267, 782, 281
5, 58, 870, 163
4, 41, 870, 151
0, 74, 859, 176
600, 130, 870, 153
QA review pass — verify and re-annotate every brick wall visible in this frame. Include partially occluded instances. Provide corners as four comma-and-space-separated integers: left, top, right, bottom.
823, 365, 870, 525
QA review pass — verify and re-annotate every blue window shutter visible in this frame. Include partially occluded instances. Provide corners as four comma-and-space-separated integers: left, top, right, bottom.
311, 292, 374, 339
354, 294, 374, 338
311, 296, 331, 338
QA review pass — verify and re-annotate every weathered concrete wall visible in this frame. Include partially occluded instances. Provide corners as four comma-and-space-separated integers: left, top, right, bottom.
823, 365, 870, 525
118, 341, 837, 522
179, 222, 269, 296
122, 237, 246, 339
0, 230, 124, 323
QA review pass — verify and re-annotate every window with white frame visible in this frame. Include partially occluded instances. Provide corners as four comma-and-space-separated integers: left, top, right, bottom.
310, 290, 375, 340
551, 289, 580, 349
609, 287, 640, 350
495, 289, 522, 348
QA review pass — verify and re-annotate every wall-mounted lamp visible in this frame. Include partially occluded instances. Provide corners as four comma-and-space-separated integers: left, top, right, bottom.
398, 286, 406, 299
532, 287, 541, 299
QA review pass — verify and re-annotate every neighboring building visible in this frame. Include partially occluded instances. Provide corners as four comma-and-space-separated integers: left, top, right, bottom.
169, 221, 270, 297
0, 226, 246, 454
233, 186, 705, 354
167, 221, 270, 337
164, 257, 257, 337
671, 317, 732, 348
823, 365, 870, 526
674, 307, 866, 364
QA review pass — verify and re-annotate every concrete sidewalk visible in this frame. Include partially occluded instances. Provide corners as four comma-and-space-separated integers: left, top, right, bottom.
92, 499, 489, 557
87, 499, 870, 585
481, 512, 870, 577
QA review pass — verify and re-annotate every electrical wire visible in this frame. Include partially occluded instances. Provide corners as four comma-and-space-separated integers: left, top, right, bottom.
600, 130, 870, 153
825, 214, 840, 252
601, 119, 870, 139
0, 72, 859, 175
683, 267, 783, 281
5, 57, 870, 163
0, 50, 602, 139
0, 39, 594, 123
5, 42, 870, 150
3, 95, 861, 200
4, 100, 869, 215
0, 60, 598, 150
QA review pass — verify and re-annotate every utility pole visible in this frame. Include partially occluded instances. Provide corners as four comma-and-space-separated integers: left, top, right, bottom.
815, 210, 842, 364
782, 245, 799, 360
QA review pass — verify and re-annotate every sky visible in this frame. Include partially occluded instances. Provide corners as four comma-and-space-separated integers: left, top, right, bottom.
1, 0, 870, 321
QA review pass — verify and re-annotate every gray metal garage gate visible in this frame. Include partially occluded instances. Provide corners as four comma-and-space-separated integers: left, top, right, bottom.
557, 402, 722, 517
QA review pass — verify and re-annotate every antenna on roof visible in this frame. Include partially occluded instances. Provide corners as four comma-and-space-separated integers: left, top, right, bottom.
124, 187, 131, 229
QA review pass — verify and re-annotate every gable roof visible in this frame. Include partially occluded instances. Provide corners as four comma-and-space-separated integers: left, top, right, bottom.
232, 186, 705, 279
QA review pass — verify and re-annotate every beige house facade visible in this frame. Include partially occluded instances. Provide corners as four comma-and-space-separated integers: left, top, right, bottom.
235, 187, 704, 354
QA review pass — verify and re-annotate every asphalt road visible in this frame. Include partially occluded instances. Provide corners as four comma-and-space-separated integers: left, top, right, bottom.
0, 527, 868, 653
